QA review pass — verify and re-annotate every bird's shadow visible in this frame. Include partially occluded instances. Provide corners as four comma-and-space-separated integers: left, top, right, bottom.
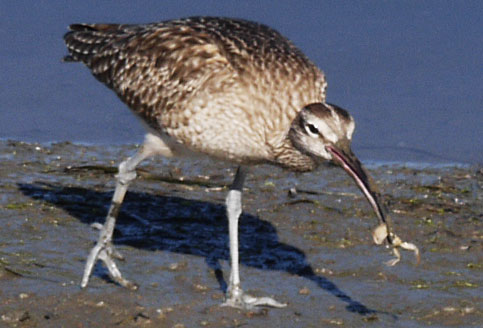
19, 181, 385, 316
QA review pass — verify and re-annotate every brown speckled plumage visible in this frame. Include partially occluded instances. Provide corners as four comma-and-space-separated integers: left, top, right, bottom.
64, 17, 327, 171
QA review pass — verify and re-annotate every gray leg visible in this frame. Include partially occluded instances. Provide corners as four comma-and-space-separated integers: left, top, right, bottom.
80, 143, 154, 289
222, 167, 287, 309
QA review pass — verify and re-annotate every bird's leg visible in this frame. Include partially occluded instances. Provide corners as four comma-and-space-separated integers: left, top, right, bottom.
81, 145, 152, 290
222, 166, 287, 310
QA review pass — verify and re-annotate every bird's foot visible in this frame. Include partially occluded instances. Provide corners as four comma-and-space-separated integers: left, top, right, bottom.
80, 223, 138, 290
221, 286, 287, 310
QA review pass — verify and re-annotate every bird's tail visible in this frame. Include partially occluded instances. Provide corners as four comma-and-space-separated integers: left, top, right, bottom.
63, 23, 123, 66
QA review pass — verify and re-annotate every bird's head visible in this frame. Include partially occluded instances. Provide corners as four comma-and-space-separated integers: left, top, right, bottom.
289, 103, 355, 161
289, 103, 388, 228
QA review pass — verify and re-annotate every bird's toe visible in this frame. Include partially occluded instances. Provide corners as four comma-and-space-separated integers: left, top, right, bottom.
221, 287, 287, 310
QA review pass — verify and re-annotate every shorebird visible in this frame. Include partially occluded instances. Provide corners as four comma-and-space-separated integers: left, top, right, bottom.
63, 16, 418, 309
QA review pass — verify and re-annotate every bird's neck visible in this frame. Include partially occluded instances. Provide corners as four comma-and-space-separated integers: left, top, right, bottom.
271, 137, 317, 172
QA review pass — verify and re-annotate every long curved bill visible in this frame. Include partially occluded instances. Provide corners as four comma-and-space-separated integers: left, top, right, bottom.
326, 144, 420, 265
325, 145, 390, 231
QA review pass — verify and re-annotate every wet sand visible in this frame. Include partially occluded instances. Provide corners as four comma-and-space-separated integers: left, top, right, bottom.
0, 140, 481, 327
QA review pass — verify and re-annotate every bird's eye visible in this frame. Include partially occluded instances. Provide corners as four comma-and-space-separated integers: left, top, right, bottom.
306, 123, 319, 136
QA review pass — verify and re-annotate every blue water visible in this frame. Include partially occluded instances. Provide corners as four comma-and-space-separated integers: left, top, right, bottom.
1, 1, 481, 164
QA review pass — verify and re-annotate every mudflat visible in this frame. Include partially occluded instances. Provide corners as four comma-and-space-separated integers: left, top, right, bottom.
0, 141, 481, 327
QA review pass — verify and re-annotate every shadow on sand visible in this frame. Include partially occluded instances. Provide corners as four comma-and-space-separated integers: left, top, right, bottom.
19, 181, 387, 316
